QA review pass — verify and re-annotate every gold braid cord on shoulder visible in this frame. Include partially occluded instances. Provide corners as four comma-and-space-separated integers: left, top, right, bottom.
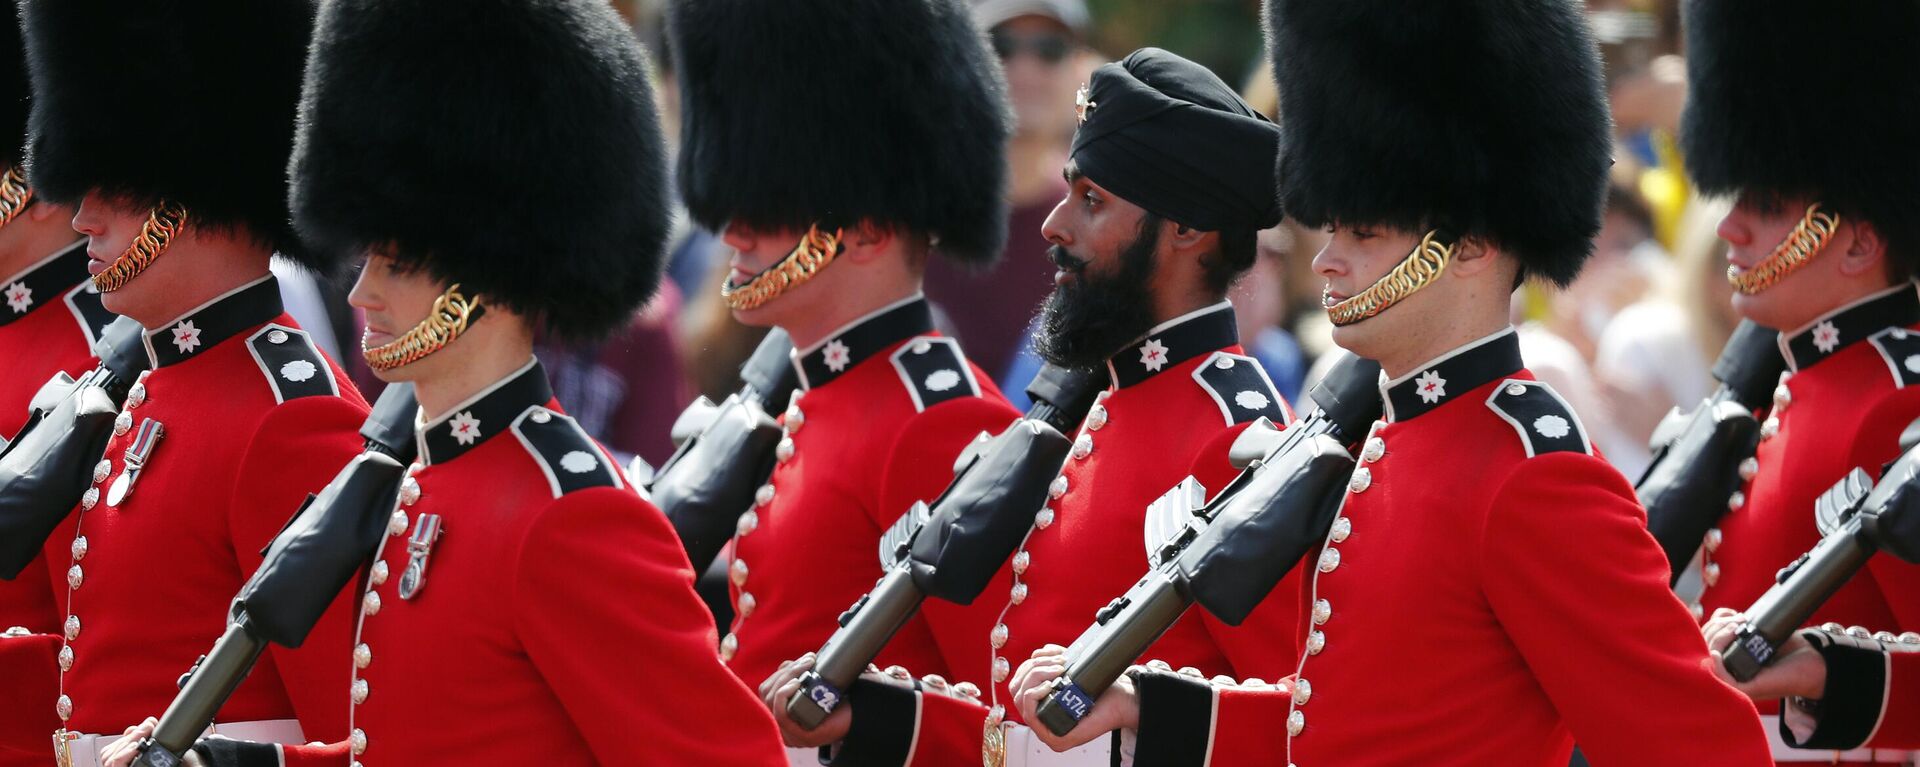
92, 200, 190, 293
720, 224, 844, 311
363, 283, 484, 371
1727, 204, 1840, 295
0, 167, 33, 231
1323, 230, 1455, 327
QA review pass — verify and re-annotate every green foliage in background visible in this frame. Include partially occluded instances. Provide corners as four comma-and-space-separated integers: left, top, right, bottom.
1086, 0, 1264, 87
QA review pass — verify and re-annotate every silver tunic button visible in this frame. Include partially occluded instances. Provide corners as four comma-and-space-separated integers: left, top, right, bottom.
354, 643, 372, 669
70, 536, 87, 562
784, 404, 804, 433
1727, 491, 1745, 511
362, 591, 382, 616
389, 510, 409, 537
113, 411, 132, 437
1347, 467, 1372, 494
1035, 508, 1056, 529
92, 459, 112, 485
1506, 383, 1527, 396
58, 645, 73, 671
369, 560, 389, 586
1072, 434, 1093, 460
529, 409, 552, 424
755, 484, 776, 508
1704, 528, 1723, 552
64, 614, 80, 640
127, 383, 147, 408
1086, 406, 1108, 431
738, 592, 757, 618
1010, 582, 1028, 605
1361, 437, 1385, 464
81, 487, 99, 511
1760, 417, 1780, 440
66, 565, 82, 590
776, 437, 795, 463
719, 633, 738, 661
992, 656, 1010, 683
1306, 630, 1325, 655
1317, 548, 1340, 573
1329, 517, 1351, 544
1703, 562, 1721, 587
730, 559, 750, 587
1739, 457, 1760, 481
736, 510, 759, 536
1311, 599, 1331, 625
1287, 709, 1305, 736
1012, 551, 1030, 575
399, 477, 421, 506
1049, 476, 1069, 499
1773, 384, 1791, 410
1292, 678, 1312, 705
268, 329, 289, 344
349, 728, 367, 756
352, 678, 369, 704
56, 694, 72, 721
991, 623, 1009, 649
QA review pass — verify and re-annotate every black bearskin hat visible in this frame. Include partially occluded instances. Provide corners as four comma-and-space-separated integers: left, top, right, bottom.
1266, 0, 1612, 286
1682, 0, 1920, 268
291, 0, 670, 341
19, 0, 317, 266
669, 0, 1012, 266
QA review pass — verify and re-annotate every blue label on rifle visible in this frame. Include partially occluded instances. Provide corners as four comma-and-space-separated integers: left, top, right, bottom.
807, 681, 843, 712
1740, 633, 1775, 666
1052, 681, 1095, 720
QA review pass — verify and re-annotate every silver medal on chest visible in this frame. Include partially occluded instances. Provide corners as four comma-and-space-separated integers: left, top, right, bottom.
106, 419, 165, 507
397, 513, 444, 600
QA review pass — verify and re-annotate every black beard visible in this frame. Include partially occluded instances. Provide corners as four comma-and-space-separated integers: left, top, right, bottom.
1033, 221, 1160, 369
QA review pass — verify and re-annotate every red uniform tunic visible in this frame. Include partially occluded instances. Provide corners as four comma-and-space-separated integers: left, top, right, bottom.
1129, 329, 1771, 766
831, 303, 1302, 766
21, 277, 370, 764
1699, 285, 1920, 764
0, 240, 109, 767
719, 296, 1018, 692
1776, 626, 1920, 752
276, 361, 784, 766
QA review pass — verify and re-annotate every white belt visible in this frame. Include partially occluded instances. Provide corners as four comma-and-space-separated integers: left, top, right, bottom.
1761, 714, 1915, 764
1002, 723, 1113, 767
57, 719, 305, 767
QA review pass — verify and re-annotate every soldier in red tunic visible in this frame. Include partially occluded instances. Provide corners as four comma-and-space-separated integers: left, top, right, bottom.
97, 0, 788, 765
1008, 1, 1775, 765
755, 47, 1300, 767
666, 4, 1024, 758
0, 12, 110, 767
0, 2, 374, 764
1707, 619, 1920, 755
1679, 2, 1920, 763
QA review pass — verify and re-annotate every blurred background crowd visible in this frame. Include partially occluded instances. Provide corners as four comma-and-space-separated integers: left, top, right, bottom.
276, 0, 1734, 483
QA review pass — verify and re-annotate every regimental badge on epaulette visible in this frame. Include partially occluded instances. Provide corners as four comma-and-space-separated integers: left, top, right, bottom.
1868, 327, 1920, 387
63, 283, 116, 353
890, 335, 980, 413
511, 406, 622, 498
245, 324, 339, 403
1485, 379, 1592, 458
1191, 351, 1288, 426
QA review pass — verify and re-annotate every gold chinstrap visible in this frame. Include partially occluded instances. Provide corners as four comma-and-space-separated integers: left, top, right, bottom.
1727, 203, 1840, 295
362, 283, 483, 371
1324, 229, 1455, 327
0, 167, 34, 231
720, 224, 845, 311
91, 200, 190, 293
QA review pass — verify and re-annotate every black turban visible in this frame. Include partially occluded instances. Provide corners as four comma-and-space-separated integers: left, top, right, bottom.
1070, 48, 1282, 232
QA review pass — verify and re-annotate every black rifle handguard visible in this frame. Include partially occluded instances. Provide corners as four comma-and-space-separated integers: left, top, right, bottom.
0, 317, 151, 578
1035, 353, 1382, 737
132, 384, 421, 767
1639, 319, 1786, 584
652, 329, 800, 570
785, 365, 1104, 730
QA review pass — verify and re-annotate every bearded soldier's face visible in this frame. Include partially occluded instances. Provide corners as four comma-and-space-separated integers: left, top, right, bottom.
1034, 162, 1162, 369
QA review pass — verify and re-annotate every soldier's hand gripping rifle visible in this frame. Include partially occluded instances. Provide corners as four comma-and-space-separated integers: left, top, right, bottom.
0, 317, 151, 578
649, 328, 801, 570
1033, 353, 1382, 737
1639, 319, 1787, 585
785, 364, 1106, 730
129, 384, 421, 767
1718, 418, 1920, 683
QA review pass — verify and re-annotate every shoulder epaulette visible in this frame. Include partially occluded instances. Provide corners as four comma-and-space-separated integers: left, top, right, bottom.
1868, 327, 1920, 387
1191, 351, 1288, 426
245, 323, 339, 403
1485, 379, 1591, 458
511, 405, 623, 498
889, 335, 980, 413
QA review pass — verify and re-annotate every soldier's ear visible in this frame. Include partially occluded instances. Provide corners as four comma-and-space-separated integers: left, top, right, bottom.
1835, 218, 1886, 279
1445, 236, 1500, 279
840, 219, 898, 264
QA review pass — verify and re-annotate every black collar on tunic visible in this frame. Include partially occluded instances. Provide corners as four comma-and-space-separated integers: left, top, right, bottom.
1778, 283, 1920, 373
1106, 301, 1239, 389
417, 359, 553, 466
1381, 328, 1524, 422
790, 295, 935, 390
0, 240, 88, 329
142, 276, 284, 369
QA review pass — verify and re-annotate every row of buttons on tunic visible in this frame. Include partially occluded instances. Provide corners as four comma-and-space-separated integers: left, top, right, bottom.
343, 462, 420, 764
719, 392, 805, 662
54, 372, 152, 724
1288, 419, 1387, 739
1697, 371, 1792, 600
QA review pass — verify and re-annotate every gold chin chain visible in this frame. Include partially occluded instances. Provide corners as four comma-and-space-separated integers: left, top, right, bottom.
363, 283, 484, 371
1727, 203, 1841, 295
1324, 229, 1455, 327
0, 167, 33, 230
91, 200, 190, 293
720, 224, 844, 311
